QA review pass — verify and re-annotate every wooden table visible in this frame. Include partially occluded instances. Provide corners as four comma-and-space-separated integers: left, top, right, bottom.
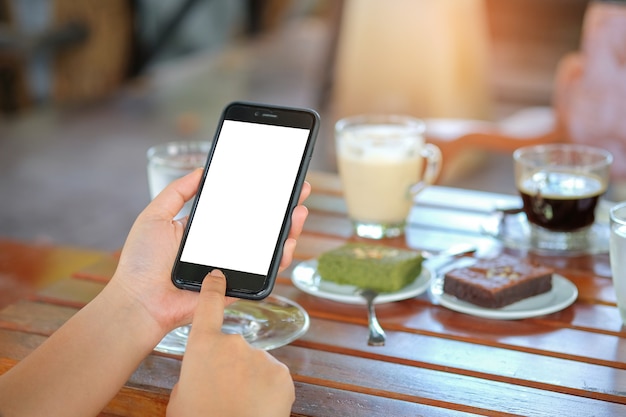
1, 171, 625, 416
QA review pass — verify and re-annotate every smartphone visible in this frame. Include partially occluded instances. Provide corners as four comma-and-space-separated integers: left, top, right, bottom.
171, 101, 319, 299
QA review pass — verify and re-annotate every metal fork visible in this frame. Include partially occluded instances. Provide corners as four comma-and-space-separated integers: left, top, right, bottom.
357, 288, 386, 346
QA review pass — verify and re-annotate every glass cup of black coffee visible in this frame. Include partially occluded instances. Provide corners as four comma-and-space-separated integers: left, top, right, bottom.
513, 144, 613, 251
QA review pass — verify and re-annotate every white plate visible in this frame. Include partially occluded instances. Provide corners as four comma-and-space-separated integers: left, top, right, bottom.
431, 274, 578, 320
291, 259, 431, 305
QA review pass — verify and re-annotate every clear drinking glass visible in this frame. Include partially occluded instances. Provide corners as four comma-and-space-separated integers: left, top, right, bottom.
147, 141, 211, 218
147, 141, 309, 354
609, 201, 626, 324
513, 143, 612, 251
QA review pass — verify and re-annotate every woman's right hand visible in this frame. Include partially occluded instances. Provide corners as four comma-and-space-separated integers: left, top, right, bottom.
166, 269, 295, 417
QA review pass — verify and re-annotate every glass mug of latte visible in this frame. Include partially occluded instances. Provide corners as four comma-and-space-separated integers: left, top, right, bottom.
335, 114, 442, 239
513, 143, 613, 251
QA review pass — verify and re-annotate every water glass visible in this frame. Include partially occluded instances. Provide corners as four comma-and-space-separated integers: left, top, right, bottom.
147, 141, 211, 218
609, 201, 626, 324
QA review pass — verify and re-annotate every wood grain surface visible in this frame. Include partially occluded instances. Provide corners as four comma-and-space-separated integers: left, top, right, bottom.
1, 171, 624, 416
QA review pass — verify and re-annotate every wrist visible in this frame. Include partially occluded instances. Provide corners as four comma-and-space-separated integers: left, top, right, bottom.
97, 277, 168, 351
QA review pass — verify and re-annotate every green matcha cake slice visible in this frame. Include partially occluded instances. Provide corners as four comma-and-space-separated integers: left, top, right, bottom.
317, 243, 423, 293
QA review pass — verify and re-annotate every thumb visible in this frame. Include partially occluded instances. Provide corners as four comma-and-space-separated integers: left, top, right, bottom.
189, 270, 227, 337
147, 168, 202, 220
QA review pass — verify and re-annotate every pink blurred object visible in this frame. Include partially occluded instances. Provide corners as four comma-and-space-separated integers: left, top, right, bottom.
424, 1, 626, 185
554, 0, 626, 179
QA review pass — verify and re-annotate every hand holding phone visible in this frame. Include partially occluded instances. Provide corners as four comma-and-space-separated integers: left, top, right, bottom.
171, 102, 319, 299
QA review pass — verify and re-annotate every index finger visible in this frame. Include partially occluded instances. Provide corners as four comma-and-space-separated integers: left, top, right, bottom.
187, 270, 228, 338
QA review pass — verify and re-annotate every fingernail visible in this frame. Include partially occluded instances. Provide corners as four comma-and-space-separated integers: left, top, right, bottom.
208, 269, 225, 278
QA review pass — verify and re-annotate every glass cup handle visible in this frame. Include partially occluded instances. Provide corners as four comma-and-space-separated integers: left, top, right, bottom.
409, 143, 442, 196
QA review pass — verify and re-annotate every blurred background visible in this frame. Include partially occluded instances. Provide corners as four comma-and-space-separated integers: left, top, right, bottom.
0, 0, 590, 250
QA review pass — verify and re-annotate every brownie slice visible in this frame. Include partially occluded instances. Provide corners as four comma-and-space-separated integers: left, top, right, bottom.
443, 255, 553, 308
317, 243, 422, 293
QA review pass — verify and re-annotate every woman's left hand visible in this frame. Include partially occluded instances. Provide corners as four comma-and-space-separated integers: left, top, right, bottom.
110, 168, 310, 336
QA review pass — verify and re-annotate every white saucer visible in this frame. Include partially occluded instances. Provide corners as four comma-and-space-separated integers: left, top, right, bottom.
481, 206, 611, 255
154, 295, 310, 354
291, 259, 431, 305
431, 274, 578, 320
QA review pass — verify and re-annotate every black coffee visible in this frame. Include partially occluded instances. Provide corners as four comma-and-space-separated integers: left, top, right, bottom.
518, 170, 606, 232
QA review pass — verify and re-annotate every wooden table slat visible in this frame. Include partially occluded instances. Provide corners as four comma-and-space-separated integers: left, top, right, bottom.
292, 381, 485, 417
0, 328, 48, 360
0, 300, 78, 335
33, 277, 106, 307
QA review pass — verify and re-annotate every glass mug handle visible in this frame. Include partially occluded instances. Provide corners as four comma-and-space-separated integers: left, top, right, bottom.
409, 143, 442, 196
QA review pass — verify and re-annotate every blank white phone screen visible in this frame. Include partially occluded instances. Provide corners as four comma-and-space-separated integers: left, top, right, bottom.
180, 119, 309, 275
